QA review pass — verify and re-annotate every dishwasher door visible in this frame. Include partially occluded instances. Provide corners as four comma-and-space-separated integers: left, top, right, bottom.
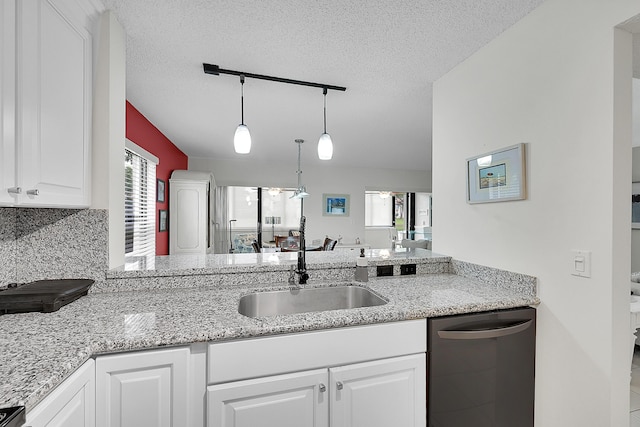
427, 307, 535, 427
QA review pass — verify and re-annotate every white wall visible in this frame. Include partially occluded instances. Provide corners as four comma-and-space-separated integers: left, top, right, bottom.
432, 1, 639, 426
91, 10, 125, 268
188, 156, 430, 245
633, 150, 640, 271
634, 79, 640, 147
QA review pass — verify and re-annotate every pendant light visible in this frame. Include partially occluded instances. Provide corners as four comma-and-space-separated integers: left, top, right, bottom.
317, 87, 333, 160
292, 139, 309, 199
233, 74, 251, 154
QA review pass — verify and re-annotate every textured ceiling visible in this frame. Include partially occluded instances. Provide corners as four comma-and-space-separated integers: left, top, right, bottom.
101, 0, 546, 172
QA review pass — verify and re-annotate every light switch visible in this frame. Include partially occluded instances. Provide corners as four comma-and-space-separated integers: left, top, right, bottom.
571, 250, 591, 278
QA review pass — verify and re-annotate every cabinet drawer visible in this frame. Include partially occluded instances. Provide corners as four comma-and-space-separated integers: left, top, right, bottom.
208, 319, 426, 384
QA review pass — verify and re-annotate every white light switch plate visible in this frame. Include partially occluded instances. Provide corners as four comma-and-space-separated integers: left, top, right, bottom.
570, 250, 591, 278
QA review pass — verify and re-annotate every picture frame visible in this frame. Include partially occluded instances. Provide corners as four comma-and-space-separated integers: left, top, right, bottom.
159, 209, 168, 232
323, 194, 350, 216
157, 179, 165, 203
467, 143, 526, 204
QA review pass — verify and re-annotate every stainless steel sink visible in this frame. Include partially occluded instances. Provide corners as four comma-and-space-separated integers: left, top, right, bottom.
238, 285, 387, 318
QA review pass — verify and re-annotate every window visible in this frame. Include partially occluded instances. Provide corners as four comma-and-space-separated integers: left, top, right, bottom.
365, 190, 432, 241
124, 143, 157, 259
226, 186, 301, 251
261, 188, 301, 233
365, 191, 393, 226
414, 192, 432, 239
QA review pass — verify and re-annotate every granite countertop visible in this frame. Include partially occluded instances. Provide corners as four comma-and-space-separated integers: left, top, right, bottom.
0, 270, 538, 412
108, 248, 449, 278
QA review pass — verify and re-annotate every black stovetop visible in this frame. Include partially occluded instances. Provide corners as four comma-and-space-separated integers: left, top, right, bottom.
0, 406, 25, 427
0, 279, 94, 314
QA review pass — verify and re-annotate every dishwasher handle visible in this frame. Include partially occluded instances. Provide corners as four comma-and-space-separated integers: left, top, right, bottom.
437, 319, 533, 340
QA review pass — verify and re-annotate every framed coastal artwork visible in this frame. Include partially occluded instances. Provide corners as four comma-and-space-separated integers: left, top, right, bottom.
467, 143, 526, 204
323, 194, 350, 216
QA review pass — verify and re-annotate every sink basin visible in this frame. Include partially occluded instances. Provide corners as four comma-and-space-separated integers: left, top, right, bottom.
238, 285, 387, 318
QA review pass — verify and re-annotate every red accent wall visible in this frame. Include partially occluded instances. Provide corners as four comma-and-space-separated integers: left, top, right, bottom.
126, 101, 188, 255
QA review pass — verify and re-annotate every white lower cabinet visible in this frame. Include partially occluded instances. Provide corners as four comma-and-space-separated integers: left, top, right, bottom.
24, 321, 426, 427
95, 347, 190, 427
330, 354, 426, 427
208, 369, 329, 427
26, 358, 95, 427
207, 354, 426, 427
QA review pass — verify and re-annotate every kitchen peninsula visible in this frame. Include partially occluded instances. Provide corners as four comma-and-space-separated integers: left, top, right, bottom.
0, 249, 538, 426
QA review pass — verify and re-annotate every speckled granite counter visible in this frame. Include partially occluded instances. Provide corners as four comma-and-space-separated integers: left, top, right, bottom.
1, 256, 538, 412
100, 249, 452, 292
108, 248, 450, 278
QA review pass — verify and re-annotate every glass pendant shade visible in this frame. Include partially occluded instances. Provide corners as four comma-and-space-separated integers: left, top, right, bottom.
234, 124, 251, 154
318, 133, 333, 160
291, 139, 309, 199
291, 186, 309, 199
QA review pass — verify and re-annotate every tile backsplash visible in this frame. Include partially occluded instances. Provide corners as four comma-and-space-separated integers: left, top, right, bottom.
0, 208, 108, 288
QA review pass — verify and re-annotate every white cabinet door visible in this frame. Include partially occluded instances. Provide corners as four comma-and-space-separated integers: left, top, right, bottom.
26, 359, 96, 427
15, 0, 92, 207
0, 0, 17, 206
96, 347, 190, 427
169, 179, 209, 254
207, 369, 329, 427
330, 354, 426, 427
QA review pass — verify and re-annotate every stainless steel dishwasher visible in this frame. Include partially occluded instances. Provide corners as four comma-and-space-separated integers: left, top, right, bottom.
427, 307, 536, 427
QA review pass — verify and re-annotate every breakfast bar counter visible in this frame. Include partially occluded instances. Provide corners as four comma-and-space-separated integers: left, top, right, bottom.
0, 251, 538, 413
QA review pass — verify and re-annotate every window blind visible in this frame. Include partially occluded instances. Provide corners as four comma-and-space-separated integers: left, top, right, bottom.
125, 148, 156, 258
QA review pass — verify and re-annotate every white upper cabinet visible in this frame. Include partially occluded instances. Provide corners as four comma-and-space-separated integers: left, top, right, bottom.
0, 0, 17, 206
1, 0, 98, 207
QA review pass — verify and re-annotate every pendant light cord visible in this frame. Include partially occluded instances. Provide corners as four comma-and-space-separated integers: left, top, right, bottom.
323, 87, 327, 133
240, 74, 245, 125
297, 139, 302, 188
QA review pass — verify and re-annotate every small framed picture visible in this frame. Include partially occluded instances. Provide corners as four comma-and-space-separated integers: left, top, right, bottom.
633, 183, 640, 229
467, 143, 526, 204
157, 179, 165, 203
323, 194, 350, 216
159, 209, 168, 232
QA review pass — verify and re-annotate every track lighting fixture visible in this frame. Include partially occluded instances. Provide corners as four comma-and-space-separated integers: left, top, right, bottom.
203, 63, 346, 159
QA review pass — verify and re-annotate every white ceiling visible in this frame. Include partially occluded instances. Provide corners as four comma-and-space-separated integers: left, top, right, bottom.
101, 0, 546, 172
